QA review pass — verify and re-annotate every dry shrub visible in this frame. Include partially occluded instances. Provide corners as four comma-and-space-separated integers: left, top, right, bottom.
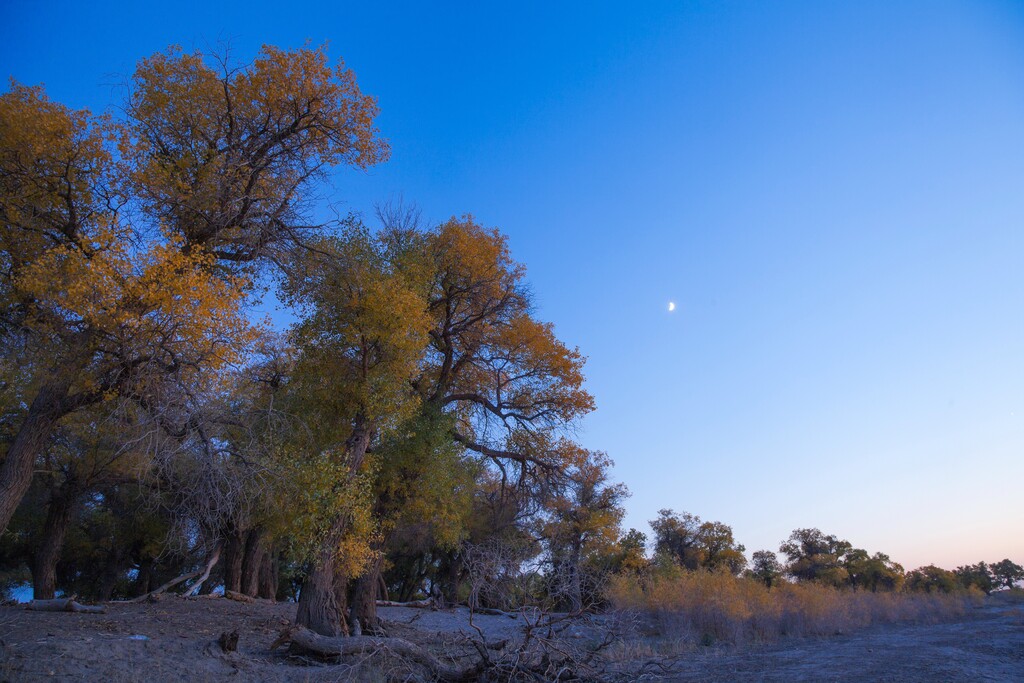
606, 569, 980, 646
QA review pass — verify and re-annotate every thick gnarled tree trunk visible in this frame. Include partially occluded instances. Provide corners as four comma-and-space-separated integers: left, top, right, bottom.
31, 484, 78, 600
258, 545, 279, 599
0, 378, 74, 534
222, 528, 246, 594
296, 530, 347, 637
240, 527, 265, 596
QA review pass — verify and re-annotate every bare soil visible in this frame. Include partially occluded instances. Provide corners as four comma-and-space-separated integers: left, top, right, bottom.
0, 595, 1020, 682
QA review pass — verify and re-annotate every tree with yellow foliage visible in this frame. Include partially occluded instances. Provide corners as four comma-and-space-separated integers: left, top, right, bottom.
408, 217, 594, 480
345, 216, 596, 629
0, 44, 389, 534
127, 45, 389, 265
282, 222, 429, 635
540, 447, 628, 611
0, 85, 252, 528
278, 214, 599, 636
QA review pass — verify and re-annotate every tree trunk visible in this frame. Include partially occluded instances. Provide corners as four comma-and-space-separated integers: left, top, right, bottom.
240, 528, 265, 597
133, 558, 154, 597
567, 540, 583, 613
333, 564, 350, 630
183, 544, 222, 597
132, 546, 221, 602
222, 528, 245, 594
98, 548, 127, 602
350, 554, 385, 635
0, 379, 73, 534
258, 547, 277, 600
31, 483, 77, 600
295, 423, 372, 636
441, 549, 464, 608
296, 543, 345, 637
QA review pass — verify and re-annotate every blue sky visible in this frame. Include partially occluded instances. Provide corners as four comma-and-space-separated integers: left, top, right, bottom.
4, 0, 1023, 569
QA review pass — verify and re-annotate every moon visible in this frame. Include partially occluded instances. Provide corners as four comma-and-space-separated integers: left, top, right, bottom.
668, 301, 676, 312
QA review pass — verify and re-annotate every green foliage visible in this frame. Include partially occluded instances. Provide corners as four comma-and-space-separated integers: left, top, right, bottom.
605, 528, 649, 575
905, 565, 961, 594
844, 549, 905, 592
540, 448, 629, 609
779, 528, 853, 587
746, 550, 784, 588
990, 559, 1024, 590
777, 529, 906, 592
277, 446, 378, 578
58, 485, 174, 600
651, 509, 746, 574
285, 221, 429, 434
374, 406, 476, 551
954, 562, 995, 594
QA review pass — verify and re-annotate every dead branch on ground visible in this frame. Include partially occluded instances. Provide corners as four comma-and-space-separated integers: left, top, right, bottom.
130, 544, 221, 602
25, 599, 107, 614
271, 625, 487, 682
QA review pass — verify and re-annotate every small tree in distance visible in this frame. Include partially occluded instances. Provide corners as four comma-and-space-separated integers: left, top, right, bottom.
746, 550, 784, 587
779, 528, 852, 587
650, 509, 746, 574
989, 559, 1024, 590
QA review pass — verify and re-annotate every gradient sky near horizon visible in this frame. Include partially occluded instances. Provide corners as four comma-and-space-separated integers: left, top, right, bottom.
4, 0, 1023, 571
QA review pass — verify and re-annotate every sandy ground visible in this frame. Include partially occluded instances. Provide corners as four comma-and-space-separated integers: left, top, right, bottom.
0, 595, 1020, 682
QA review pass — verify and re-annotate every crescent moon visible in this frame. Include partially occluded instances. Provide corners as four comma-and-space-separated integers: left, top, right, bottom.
668, 302, 676, 312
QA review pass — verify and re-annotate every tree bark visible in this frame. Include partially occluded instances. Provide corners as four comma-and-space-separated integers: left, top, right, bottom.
296, 540, 346, 637
350, 554, 385, 635
566, 540, 583, 613
0, 379, 73, 534
258, 546, 277, 600
375, 598, 434, 608
133, 558, 154, 597
240, 527, 265, 596
98, 547, 128, 602
222, 528, 245, 594
132, 545, 221, 602
440, 549, 464, 609
31, 483, 77, 600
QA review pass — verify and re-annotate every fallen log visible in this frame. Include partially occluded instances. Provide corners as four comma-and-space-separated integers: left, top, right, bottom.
224, 590, 255, 603
25, 599, 107, 614
272, 625, 487, 682
375, 598, 433, 608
